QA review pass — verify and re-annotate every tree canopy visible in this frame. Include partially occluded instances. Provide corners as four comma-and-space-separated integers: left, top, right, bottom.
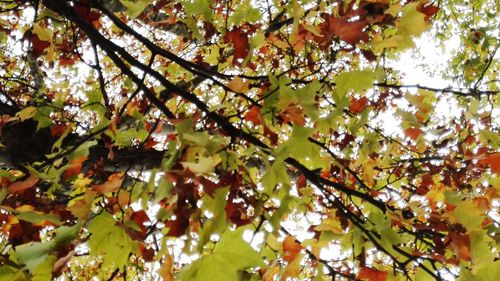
0, 0, 498, 280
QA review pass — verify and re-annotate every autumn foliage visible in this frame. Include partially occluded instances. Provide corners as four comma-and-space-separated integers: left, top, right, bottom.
0, 0, 498, 280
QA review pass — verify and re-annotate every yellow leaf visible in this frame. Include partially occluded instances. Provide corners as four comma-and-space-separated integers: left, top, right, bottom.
280, 253, 304, 280
16, 106, 37, 121
181, 154, 221, 175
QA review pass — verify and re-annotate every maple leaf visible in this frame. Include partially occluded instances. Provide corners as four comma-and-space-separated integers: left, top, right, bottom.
477, 153, 500, 174
93, 173, 124, 194
448, 231, 471, 261
73, 0, 101, 25
224, 27, 249, 62
50, 123, 69, 137
282, 236, 302, 263
418, 3, 440, 21
129, 210, 150, 239
325, 15, 369, 45
29, 33, 50, 58
63, 156, 87, 180
7, 175, 39, 194
358, 267, 388, 281
227, 76, 250, 92
181, 154, 221, 175
281, 104, 306, 126
405, 127, 423, 141
244, 106, 263, 125
349, 96, 369, 113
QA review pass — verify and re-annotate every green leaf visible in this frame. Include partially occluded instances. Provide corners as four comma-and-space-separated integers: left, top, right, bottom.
88, 212, 134, 269
183, 0, 212, 22
178, 228, 264, 281
16, 211, 61, 226
275, 125, 321, 165
16, 106, 37, 121
228, 0, 261, 26
120, 0, 154, 18
451, 200, 484, 232
397, 3, 428, 37
199, 187, 229, 251
262, 160, 290, 194
16, 241, 54, 272
333, 70, 378, 96
0, 266, 28, 281
16, 224, 80, 272
0, 188, 7, 204
32, 255, 57, 281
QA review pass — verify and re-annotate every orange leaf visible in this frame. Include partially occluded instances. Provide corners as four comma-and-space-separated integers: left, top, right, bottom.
448, 232, 471, 261
63, 156, 87, 180
477, 153, 500, 174
283, 236, 302, 263
228, 76, 250, 93
349, 96, 368, 113
282, 105, 306, 126
245, 106, 263, 125
405, 127, 423, 141
7, 175, 39, 194
93, 173, 124, 194
358, 267, 388, 281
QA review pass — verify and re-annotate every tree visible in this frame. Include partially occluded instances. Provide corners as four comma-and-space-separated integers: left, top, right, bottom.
0, 0, 498, 280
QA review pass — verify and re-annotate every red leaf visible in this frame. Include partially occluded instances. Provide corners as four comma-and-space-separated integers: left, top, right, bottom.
138, 243, 155, 262
283, 236, 302, 263
349, 97, 368, 113
30, 33, 50, 58
73, 0, 101, 25
224, 27, 249, 62
358, 267, 388, 281
405, 127, 423, 141
326, 16, 369, 45
225, 201, 251, 226
264, 125, 278, 146
418, 3, 440, 21
245, 106, 263, 125
166, 209, 191, 237
477, 153, 500, 174
50, 123, 69, 137
7, 175, 39, 194
63, 156, 87, 180
130, 210, 150, 239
